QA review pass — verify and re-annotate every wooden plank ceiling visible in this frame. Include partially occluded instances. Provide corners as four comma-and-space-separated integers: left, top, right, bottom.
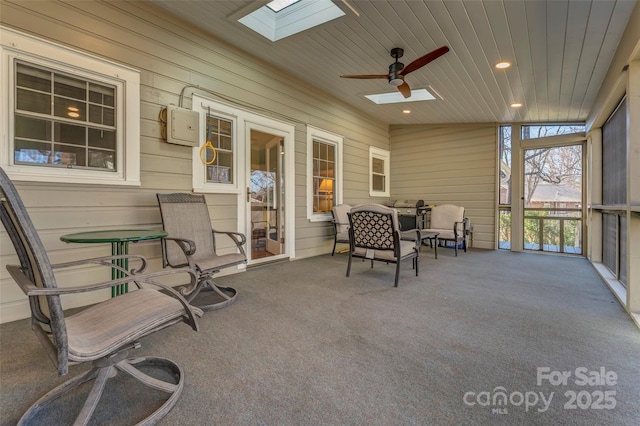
148, 0, 636, 125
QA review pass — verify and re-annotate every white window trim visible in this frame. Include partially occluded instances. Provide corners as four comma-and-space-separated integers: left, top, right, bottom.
369, 146, 390, 197
306, 125, 343, 222
192, 95, 241, 194
0, 26, 140, 186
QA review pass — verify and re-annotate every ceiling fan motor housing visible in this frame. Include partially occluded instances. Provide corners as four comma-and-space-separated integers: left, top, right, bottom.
388, 61, 405, 86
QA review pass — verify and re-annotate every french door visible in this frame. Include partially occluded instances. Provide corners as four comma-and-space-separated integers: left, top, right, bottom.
245, 119, 294, 264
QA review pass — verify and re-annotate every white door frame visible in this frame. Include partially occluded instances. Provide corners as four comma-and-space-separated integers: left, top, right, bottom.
245, 117, 295, 264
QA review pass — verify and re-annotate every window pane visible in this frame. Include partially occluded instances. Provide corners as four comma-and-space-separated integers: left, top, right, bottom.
372, 157, 384, 174
14, 142, 51, 164
499, 125, 511, 205
219, 135, 232, 151
372, 174, 385, 191
54, 74, 86, 100
53, 145, 82, 167
17, 88, 51, 114
521, 124, 585, 139
54, 122, 85, 145
88, 129, 116, 150
88, 150, 115, 170
88, 104, 115, 125
89, 83, 115, 107
17, 63, 51, 91
15, 116, 51, 141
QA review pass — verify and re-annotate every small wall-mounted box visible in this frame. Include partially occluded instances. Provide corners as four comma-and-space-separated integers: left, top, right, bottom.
166, 105, 199, 146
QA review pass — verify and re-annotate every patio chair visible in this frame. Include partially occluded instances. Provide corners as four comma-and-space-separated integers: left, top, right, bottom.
331, 203, 351, 255
0, 167, 202, 425
346, 204, 420, 287
157, 193, 246, 311
423, 204, 468, 256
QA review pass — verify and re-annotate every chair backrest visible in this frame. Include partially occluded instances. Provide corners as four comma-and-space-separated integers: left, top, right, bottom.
0, 167, 69, 374
430, 204, 465, 230
348, 204, 400, 251
332, 203, 352, 234
157, 193, 217, 267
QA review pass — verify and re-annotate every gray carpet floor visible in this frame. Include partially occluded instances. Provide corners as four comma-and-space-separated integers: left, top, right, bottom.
1, 249, 639, 425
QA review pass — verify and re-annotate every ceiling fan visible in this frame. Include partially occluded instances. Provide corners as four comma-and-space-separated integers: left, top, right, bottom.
340, 46, 449, 98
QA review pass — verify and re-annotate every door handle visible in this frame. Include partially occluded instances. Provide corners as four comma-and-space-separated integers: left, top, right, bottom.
247, 187, 250, 203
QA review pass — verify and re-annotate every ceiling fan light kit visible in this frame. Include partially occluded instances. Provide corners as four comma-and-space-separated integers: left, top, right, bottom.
340, 46, 449, 99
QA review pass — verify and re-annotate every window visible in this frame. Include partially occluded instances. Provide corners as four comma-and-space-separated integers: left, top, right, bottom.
204, 114, 234, 184
521, 124, 585, 139
192, 96, 239, 193
369, 146, 390, 197
306, 126, 343, 221
1, 26, 140, 185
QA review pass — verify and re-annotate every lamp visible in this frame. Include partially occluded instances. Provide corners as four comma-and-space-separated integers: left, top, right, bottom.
319, 179, 333, 194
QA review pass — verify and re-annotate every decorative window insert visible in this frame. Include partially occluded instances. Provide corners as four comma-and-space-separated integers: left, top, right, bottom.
1, 26, 140, 185
369, 146, 390, 197
204, 114, 234, 184
306, 125, 343, 221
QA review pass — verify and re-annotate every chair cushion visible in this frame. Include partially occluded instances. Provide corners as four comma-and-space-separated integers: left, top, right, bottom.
65, 288, 197, 361
332, 204, 352, 234
354, 240, 416, 261
429, 204, 464, 230
336, 231, 349, 242
423, 228, 463, 241
193, 252, 246, 273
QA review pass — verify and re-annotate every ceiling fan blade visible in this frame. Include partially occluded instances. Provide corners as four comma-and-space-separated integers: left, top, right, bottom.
340, 74, 389, 79
400, 46, 449, 76
397, 81, 411, 98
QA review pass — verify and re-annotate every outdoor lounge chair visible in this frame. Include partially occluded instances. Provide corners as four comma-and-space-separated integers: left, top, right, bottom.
422, 204, 468, 256
346, 204, 420, 287
331, 203, 351, 255
0, 167, 202, 425
157, 193, 246, 311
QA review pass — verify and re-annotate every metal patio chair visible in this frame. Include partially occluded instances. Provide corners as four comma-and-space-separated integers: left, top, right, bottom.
157, 193, 246, 311
0, 167, 202, 425
346, 204, 420, 287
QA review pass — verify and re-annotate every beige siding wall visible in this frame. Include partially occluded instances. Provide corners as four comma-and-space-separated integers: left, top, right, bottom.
389, 124, 497, 249
0, 1, 388, 323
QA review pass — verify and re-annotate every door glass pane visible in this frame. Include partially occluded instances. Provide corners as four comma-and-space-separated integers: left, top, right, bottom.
250, 130, 285, 262
523, 145, 582, 254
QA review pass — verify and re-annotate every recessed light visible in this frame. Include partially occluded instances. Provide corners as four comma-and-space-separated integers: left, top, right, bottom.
495, 61, 511, 69
402, 109, 411, 114
510, 102, 523, 108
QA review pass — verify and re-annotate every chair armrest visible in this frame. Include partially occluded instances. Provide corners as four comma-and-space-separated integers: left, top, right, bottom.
8, 264, 202, 331
163, 236, 196, 256
51, 254, 148, 275
212, 229, 247, 247
454, 221, 465, 238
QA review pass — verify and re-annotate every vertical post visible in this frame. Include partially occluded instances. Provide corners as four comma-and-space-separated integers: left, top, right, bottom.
626, 61, 640, 316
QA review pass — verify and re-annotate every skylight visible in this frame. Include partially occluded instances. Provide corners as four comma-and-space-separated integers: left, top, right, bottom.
238, 0, 345, 42
364, 89, 436, 105
266, 0, 302, 13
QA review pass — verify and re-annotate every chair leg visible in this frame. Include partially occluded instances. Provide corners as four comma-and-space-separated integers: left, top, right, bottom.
394, 261, 401, 287
346, 252, 353, 277
332, 240, 337, 256
186, 279, 238, 311
18, 356, 184, 426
